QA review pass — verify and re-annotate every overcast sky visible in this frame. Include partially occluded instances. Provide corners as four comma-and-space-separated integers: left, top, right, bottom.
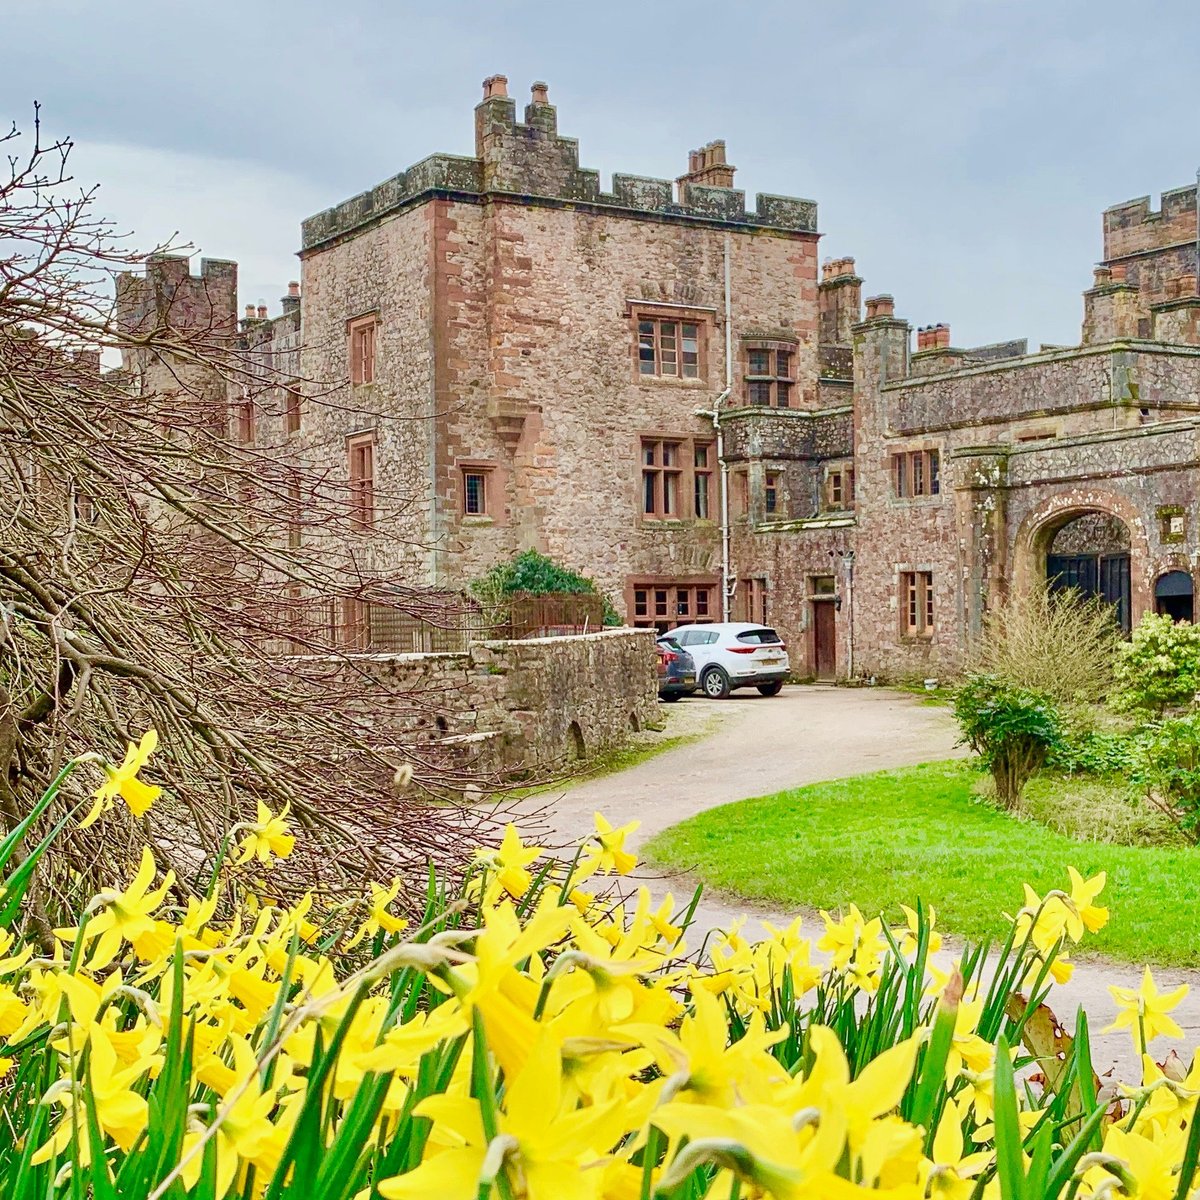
8, 0, 1200, 348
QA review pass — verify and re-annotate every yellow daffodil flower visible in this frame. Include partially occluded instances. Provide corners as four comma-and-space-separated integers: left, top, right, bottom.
80, 729, 162, 828
473, 823, 546, 900
580, 813, 639, 876
1107, 967, 1190, 1053
232, 801, 296, 867
74, 846, 175, 970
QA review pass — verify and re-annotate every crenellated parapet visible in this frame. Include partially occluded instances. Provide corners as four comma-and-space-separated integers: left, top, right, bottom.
301, 76, 818, 252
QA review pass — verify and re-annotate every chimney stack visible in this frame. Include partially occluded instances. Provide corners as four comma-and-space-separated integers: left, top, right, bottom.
256, 304, 268, 320
530, 80, 549, 104
676, 139, 737, 201
482, 74, 509, 99
287, 280, 300, 298
864, 295, 895, 320
244, 304, 255, 321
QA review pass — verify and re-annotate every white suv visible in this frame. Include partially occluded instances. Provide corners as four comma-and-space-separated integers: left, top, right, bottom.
667, 622, 790, 699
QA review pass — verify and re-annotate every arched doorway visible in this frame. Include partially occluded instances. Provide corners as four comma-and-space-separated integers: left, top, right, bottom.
1045, 511, 1131, 632
1155, 571, 1195, 623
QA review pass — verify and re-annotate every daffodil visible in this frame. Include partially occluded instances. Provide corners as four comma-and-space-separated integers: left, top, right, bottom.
1067, 866, 1109, 935
73, 846, 175, 970
346, 878, 409, 948
80, 729, 161, 827
580, 813, 639, 876
232, 801, 296, 866
32, 1027, 152, 1167
1108, 967, 1189, 1054
376, 1034, 629, 1200
473, 823, 545, 900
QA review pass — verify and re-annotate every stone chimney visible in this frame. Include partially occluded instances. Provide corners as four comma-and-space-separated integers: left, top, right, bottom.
282, 280, 301, 317
864, 295, 895, 320
256, 304, 269, 320
1082, 264, 1144, 344
676, 140, 736, 203
523, 79, 557, 134
856, 296, 908, 384
819, 257, 863, 345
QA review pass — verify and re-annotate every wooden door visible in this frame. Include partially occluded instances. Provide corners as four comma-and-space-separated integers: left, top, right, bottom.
813, 600, 836, 680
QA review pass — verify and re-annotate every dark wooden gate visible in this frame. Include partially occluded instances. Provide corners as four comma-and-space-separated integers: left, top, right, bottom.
1047, 552, 1130, 633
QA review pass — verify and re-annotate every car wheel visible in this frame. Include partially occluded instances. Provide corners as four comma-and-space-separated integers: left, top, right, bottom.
756, 680, 784, 697
660, 692, 681, 702
701, 667, 731, 699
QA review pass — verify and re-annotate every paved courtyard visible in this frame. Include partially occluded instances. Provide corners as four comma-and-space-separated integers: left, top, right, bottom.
529, 684, 1200, 1079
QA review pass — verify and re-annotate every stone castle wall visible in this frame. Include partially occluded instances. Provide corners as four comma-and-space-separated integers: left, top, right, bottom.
344, 627, 658, 775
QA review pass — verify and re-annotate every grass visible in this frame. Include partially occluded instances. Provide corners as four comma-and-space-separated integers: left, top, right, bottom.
1015, 773, 1184, 848
644, 759, 1200, 966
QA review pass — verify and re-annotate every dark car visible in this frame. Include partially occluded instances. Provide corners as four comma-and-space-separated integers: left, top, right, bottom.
656, 636, 697, 701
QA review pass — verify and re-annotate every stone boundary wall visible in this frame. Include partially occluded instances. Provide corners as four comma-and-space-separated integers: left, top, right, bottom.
352, 628, 659, 776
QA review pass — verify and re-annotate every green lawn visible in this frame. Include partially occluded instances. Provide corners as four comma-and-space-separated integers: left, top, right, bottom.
644, 760, 1200, 966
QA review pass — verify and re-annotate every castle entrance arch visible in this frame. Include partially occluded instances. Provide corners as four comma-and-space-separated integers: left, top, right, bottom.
1045, 511, 1131, 632
1014, 493, 1147, 636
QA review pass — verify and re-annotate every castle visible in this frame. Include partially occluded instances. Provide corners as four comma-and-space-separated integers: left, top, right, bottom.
119, 76, 1200, 680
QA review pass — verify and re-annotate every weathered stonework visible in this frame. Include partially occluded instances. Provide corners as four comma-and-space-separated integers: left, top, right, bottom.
125, 80, 1200, 687
335, 628, 658, 776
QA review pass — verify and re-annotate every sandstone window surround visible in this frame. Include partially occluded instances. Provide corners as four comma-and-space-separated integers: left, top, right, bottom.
742, 339, 797, 408
347, 431, 376, 531
764, 471, 781, 516
891, 448, 941, 500
340, 596, 370, 650
825, 463, 855, 511
457, 461, 501, 522
640, 436, 713, 521
737, 577, 769, 624
283, 386, 303, 436
900, 570, 935, 639
628, 579, 717, 631
233, 390, 255, 445
629, 303, 712, 383
347, 313, 379, 386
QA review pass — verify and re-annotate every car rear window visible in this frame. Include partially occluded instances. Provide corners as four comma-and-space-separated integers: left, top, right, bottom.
735, 628, 782, 645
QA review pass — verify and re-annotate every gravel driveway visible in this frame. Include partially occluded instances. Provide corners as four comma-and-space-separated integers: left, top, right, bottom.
525, 684, 1200, 1078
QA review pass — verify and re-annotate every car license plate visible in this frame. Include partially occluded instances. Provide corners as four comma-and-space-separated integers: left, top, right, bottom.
762, 656, 780, 665
681, 674, 694, 683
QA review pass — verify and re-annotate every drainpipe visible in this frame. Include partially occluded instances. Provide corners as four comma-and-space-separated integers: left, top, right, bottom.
697, 235, 735, 621
844, 550, 856, 679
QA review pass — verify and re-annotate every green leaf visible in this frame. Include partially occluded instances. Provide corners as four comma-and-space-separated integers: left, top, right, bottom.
911, 988, 959, 1144
992, 1036, 1026, 1200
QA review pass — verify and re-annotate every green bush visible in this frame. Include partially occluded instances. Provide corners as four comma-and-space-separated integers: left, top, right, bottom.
954, 674, 1064, 809
472, 549, 621, 625
1047, 726, 1137, 777
1131, 712, 1200, 843
1111, 611, 1200, 717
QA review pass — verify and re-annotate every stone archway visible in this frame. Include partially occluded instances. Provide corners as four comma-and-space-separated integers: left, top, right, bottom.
1013, 490, 1151, 633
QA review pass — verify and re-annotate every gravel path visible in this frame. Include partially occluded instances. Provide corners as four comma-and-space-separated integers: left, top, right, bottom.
526, 684, 1200, 1079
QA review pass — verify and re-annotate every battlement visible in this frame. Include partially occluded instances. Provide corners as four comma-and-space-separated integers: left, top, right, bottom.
115, 254, 238, 339
301, 76, 818, 252
1104, 184, 1198, 260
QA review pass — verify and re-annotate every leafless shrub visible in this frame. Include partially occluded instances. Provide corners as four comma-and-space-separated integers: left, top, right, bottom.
0, 106, 509, 919
969, 585, 1120, 708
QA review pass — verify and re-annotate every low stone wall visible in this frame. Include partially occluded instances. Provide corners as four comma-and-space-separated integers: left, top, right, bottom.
352, 627, 659, 776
